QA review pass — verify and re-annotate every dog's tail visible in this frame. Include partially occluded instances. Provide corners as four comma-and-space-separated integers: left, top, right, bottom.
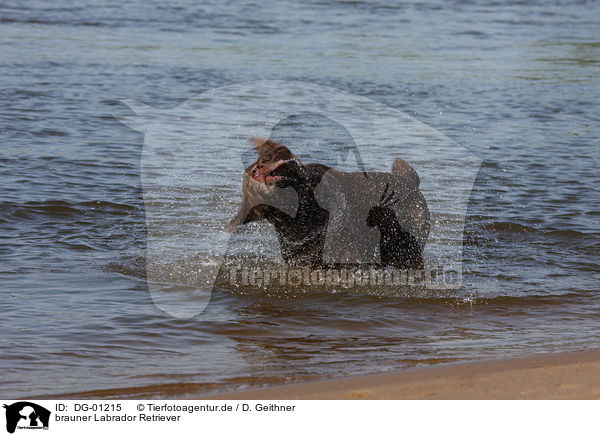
392, 158, 420, 189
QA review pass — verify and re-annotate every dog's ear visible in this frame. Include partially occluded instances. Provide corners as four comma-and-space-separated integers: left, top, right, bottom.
226, 199, 270, 232
250, 138, 294, 160
242, 204, 270, 224
226, 197, 250, 232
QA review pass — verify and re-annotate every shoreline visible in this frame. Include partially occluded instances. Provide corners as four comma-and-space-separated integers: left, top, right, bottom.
199, 350, 600, 400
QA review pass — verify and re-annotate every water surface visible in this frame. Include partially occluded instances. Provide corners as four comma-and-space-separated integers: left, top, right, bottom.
1, 0, 599, 398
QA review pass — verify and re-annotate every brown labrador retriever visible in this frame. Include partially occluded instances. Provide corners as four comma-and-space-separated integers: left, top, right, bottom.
227, 138, 430, 268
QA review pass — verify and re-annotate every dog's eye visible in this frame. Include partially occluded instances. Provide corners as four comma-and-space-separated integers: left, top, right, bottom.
259, 154, 272, 164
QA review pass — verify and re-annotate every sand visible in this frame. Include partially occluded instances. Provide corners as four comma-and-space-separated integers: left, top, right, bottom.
201, 350, 600, 400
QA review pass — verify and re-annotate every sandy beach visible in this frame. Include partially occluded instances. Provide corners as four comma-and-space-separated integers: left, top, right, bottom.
201, 350, 600, 400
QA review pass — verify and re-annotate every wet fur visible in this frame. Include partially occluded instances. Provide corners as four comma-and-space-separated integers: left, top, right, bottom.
228, 138, 429, 268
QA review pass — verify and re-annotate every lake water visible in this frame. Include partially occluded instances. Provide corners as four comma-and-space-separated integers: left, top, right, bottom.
1, 0, 599, 398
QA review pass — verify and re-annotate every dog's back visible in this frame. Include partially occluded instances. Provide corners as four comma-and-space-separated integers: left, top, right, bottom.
314, 162, 429, 266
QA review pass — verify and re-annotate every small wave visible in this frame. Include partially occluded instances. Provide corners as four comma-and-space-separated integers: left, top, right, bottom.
482, 221, 537, 233
36, 382, 220, 400
471, 291, 599, 309
38, 373, 298, 400
103, 256, 147, 279
481, 221, 597, 241
32, 128, 69, 137
213, 285, 598, 314
0, 17, 102, 27
0, 200, 140, 221
544, 229, 590, 239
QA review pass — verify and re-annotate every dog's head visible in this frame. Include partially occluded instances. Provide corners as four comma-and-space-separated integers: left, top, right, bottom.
226, 138, 308, 232
246, 138, 303, 188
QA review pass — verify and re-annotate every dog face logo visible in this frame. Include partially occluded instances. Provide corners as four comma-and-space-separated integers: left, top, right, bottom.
118, 81, 481, 318
3, 402, 50, 434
